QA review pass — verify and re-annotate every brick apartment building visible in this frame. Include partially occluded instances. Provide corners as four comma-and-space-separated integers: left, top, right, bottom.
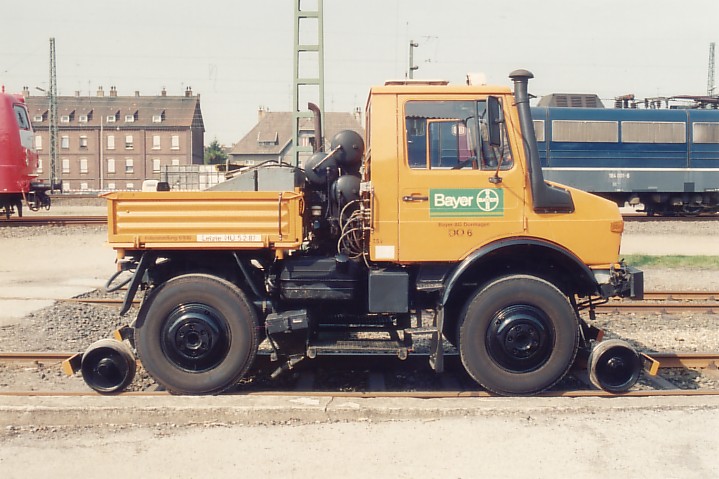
25, 86, 204, 192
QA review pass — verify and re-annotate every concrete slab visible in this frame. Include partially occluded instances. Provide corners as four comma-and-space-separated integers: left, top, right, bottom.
0, 393, 717, 428
0, 231, 115, 325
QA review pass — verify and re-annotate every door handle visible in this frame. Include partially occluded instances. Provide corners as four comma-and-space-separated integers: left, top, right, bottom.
402, 195, 429, 202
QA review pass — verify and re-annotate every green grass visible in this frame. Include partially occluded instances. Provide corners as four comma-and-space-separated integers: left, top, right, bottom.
622, 254, 719, 269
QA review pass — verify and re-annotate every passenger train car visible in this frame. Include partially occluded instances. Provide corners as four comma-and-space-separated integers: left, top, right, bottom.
0, 88, 50, 218
532, 105, 719, 215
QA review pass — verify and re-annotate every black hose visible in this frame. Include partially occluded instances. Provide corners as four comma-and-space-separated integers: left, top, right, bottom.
104, 270, 133, 293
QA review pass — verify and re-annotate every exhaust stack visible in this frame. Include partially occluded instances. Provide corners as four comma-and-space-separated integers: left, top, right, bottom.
510, 70, 574, 213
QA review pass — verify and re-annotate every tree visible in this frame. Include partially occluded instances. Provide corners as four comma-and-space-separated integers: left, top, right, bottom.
204, 139, 228, 165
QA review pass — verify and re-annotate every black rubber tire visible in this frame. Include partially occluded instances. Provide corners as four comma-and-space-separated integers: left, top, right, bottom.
457, 275, 579, 396
135, 274, 259, 395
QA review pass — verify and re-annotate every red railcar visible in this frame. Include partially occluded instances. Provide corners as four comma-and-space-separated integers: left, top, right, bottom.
0, 87, 51, 218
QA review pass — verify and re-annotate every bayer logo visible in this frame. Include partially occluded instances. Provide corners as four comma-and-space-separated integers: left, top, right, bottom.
476, 189, 500, 212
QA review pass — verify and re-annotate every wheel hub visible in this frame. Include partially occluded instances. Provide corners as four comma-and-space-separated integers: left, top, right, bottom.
486, 304, 553, 372
162, 303, 230, 372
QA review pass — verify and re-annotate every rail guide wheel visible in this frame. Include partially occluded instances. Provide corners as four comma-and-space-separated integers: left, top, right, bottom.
588, 339, 641, 393
80, 338, 136, 394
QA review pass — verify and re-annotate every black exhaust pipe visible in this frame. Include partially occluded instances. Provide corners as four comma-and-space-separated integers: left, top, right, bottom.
308, 102, 323, 153
510, 70, 574, 213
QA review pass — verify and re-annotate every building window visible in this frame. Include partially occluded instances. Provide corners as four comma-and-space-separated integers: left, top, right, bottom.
62, 158, 70, 174
80, 182, 89, 191
107, 182, 116, 190
38, 159, 43, 173
152, 114, 163, 123
107, 135, 115, 150
125, 159, 134, 173
107, 158, 116, 174
78, 115, 89, 123
152, 158, 161, 172
60, 115, 70, 123
79, 136, 88, 148
35, 135, 43, 150
171, 135, 180, 150
171, 158, 180, 166
125, 135, 134, 149
124, 114, 135, 123
106, 115, 116, 123
152, 135, 161, 149
33, 115, 43, 122
126, 182, 135, 190
61, 136, 70, 149
80, 158, 88, 174
62, 182, 70, 192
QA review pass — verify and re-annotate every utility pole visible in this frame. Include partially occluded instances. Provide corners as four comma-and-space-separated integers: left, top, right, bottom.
48, 37, 59, 192
291, 0, 324, 167
408, 40, 419, 79
708, 42, 716, 97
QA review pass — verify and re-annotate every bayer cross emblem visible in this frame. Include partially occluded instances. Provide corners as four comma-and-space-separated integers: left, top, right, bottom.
476, 189, 500, 212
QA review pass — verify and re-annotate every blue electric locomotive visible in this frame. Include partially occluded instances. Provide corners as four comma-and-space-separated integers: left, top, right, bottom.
532, 104, 719, 215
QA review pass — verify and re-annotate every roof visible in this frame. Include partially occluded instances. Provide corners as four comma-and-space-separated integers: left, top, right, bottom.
229, 111, 364, 156
25, 91, 204, 130
537, 93, 605, 108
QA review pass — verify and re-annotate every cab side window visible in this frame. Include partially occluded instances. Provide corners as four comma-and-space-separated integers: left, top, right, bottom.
405, 99, 512, 171
14, 105, 31, 131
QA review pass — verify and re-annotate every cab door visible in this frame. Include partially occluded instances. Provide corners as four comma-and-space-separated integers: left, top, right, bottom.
397, 97, 525, 262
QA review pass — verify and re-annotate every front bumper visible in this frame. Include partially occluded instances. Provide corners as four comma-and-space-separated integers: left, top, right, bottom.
594, 264, 643, 300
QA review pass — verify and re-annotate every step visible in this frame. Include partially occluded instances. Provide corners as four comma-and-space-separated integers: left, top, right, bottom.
307, 335, 409, 359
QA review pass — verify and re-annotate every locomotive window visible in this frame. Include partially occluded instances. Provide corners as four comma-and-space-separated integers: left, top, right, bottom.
533, 120, 545, 142
693, 123, 719, 144
13, 105, 31, 130
622, 121, 685, 143
552, 120, 618, 143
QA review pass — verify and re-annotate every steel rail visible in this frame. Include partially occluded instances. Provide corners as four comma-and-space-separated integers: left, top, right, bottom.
641, 292, 719, 301
597, 302, 719, 313
2, 351, 719, 368
0, 215, 107, 226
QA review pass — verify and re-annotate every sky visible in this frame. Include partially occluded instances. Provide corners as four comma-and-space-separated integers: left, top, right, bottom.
1, 0, 717, 146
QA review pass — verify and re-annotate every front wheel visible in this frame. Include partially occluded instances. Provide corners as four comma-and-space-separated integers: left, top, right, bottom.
457, 275, 579, 396
135, 274, 259, 394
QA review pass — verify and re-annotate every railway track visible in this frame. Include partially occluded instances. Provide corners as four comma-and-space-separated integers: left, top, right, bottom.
1, 351, 717, 398
0, 215, 107, 226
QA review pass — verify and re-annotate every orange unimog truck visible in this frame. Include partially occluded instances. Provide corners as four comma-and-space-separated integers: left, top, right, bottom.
75, 70, 644, 396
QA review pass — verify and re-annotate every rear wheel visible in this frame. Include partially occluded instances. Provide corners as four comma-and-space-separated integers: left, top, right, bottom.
135, 274, 259, 394
457, 275, 579, 395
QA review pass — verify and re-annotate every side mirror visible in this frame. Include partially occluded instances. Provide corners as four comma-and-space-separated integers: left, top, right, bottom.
487, 96, 502, 147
